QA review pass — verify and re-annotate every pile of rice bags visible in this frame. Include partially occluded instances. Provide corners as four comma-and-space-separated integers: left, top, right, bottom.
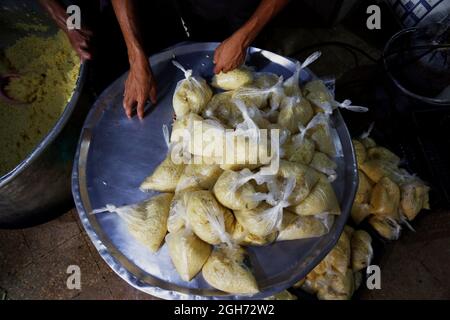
94, 52, 368, 295
294, 226, 373, 300
352, 134, 430, 240
291, 133, 430, 301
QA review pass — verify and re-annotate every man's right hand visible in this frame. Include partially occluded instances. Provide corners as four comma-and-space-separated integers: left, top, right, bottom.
123, 56, 157, 119
39, 0, 92, 61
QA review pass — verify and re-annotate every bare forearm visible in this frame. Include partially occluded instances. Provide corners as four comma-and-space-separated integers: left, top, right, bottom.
111, 0, 156, 119
39, 0, 68, 30
237, 0, 290, 46
39, 0, 92, 61
111, 0, 147, 65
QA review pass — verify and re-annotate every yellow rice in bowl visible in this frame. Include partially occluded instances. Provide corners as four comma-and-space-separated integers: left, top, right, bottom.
0, 30, 80, 177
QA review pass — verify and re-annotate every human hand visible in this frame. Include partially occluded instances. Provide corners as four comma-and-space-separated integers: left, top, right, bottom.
123, 57, 157, 119
213, 32, 248, 74
66, 28, 92, 61
38, 0, 92, 61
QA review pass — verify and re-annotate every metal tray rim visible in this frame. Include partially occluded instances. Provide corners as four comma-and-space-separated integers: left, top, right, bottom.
72, 42, 357, 300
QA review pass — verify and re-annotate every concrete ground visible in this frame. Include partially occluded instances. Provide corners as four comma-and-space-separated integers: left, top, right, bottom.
0, 209, 156, 300
1, 207, 449, 300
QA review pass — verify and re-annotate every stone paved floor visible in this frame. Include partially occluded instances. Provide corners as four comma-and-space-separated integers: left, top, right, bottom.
0, 209, 157, 300
1, 207, 449, 299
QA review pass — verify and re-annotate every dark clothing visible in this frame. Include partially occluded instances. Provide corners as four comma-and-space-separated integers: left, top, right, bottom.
70, 0, 261, 93
177, 0, 261, 40
70, 0, 185, 93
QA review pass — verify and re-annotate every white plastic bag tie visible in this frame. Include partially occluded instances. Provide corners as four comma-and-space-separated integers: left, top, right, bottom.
300, 51, 322, 70
257, 176, 296, 235
360, 122, 374, 139
205, 205, 232, 246
333, 99, 368, 112
295, 113, 330, 144
172, 60, 192, 79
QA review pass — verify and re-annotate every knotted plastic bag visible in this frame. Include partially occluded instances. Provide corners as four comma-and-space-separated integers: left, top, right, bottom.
314, 229, 351, 275
167, 187, 200, 233
400, 180, 430, 221
350, 230, 373, 272
92, 193, 173, 252
288, 175, 340, 216
219, 102, 275, 171
283, 51, 321, 97
186, 190, 235, 245
166, 227, 212, 281
316, 269, 355, 300
277, 95, 314, 134
278, 160, 321, 206
184, 115, 227, 158
309, 152, 337, 182
232, 220, 277, 246
308, 120, 336, 157
368, 215, 401, 240
303, 229, 355, 300
233, 177, 296, 237
253, 72, 279, 89
359, 159, 399, 184
367, 146, 401, 165
361, 159, 416, 185
244, 105, 272, 129
369, 176, 401, 219
232, 76, 284, 109
332, 99, 369, 113
202, 244, 259, 295
304, 77, 368, 115
172, 61, 213, 117
171, 113, 203, 144
277, 211, 334, 241
304, 80, 334, 111
176, 163, 223, 192
289, 112, 336, 158
213, 170, 260, 211
202, 92, 243, 128
140, 153, 186, 192
211, 67, 253, 91
361, 137, 376, 149
281, 135, 315, 164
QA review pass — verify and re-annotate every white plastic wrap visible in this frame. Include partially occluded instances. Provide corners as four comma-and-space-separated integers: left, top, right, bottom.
172, 61, 213, 117
91, 193, 173, 252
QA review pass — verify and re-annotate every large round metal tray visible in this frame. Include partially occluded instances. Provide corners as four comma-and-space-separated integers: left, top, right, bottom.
72, 42, 357, 299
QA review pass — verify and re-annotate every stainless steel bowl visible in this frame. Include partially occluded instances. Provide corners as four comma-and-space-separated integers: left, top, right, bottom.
0, 1, 89, 228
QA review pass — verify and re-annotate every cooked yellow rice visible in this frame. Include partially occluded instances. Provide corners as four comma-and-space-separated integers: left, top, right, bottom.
0, 30, 80, 177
